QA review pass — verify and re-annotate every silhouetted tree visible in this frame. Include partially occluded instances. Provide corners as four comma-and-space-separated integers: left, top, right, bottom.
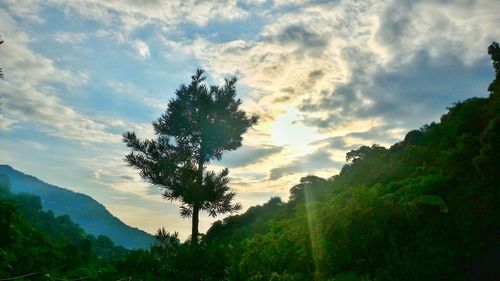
0, 35, 4, 79
123, 69, 258, 245
488, 42, 500, 92
289, 175, 328, 203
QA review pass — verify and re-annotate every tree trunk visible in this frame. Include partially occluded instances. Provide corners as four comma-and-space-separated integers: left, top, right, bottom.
191, 148, 205, 281
191, 203, 200, 245
192, 146, 204, 245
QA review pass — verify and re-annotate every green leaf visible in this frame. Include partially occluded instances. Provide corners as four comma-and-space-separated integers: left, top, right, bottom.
409, 195, 448, 213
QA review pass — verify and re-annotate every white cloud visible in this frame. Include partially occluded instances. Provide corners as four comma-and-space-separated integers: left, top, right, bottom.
106, 80, 167, 110
131, 39, 151, 59
0, 11, 118, 143
94, 30, 149, 60
2, 0, 46, 24
375, 0, 500, 66
54, 31, 89, 44
22, 140, 47, 150
0, 114, 16, 130
8, 0, 248, 32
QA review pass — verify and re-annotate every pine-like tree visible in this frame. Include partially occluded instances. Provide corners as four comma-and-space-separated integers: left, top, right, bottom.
488, 42, 500, 98
123, 69, 258, 244
0, 35, 4, 79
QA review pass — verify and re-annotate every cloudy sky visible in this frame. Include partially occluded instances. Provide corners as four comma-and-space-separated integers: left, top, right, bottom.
0, 0, 499, 239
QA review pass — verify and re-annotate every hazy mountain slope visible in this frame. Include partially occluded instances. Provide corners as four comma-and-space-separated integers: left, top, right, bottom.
0, 165, 154, 249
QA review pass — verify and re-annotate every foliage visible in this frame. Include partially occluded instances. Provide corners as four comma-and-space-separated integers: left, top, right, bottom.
195, 42, 500, 281
1, 43, 499, 280
123, 69, 258, 244
0, 176, 125, 280
0, 34, 3, 79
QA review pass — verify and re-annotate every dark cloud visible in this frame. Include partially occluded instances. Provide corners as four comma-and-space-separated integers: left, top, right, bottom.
311, 124, 403, 156
375, 0, 480, 60
145, 185, 163, 196
300, 48, 493, 131
308, 69, 324, 79
270, 70, 324, 105
118, 174, 135, 181
346, 124, 402, 145
311, 135, 359, 151
272, 96, 291, 103
301, 69, 325, 90
218, 145, 283, 168
375, 1, 415, 49
230, 171, 268, 182
265, 24, 329, 57
298, 47, 375, 124
281, 87, 295, 93
269, 149, 343, 180
275, 25, 327, 48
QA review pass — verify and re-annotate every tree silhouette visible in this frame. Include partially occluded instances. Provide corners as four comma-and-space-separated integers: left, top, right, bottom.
488, 42, 500, 99
0, 35, 4, 79
123, 69, 258, 244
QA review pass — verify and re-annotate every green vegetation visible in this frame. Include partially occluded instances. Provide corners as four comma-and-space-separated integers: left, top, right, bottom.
0, 175, 126, 280
123, 69, 258, 245
0, 165, 155, 249
0, 43, 498, 280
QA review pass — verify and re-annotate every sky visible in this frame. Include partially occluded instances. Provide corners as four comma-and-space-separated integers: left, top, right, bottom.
0, 0, 499, 239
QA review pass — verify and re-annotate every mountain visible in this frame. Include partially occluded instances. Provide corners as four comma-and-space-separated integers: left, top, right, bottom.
0, 165, 154, 249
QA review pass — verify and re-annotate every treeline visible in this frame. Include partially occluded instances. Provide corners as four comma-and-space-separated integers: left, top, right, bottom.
0, 175, 128, 280
96, 42, 499, 281
194, 43, 499, 281
1, 43, 499, 280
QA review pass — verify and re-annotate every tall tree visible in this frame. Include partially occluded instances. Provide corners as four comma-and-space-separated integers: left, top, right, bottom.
123, 69, 258, 244
0, 35, 4, 79
488, 42, 500, 98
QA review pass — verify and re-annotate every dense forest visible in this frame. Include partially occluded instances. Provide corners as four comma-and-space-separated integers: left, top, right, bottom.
0, 175, 127, 279
1, 43, 499, 280
0, 165, 155, 249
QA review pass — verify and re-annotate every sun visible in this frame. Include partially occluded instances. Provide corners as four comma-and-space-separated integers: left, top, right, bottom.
271, 107, 322, 156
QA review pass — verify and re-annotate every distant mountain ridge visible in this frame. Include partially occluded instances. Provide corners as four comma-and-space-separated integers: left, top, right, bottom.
0, 164, 154, 249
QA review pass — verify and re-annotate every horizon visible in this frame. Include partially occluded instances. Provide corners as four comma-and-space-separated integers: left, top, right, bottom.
1, 0, 499, 239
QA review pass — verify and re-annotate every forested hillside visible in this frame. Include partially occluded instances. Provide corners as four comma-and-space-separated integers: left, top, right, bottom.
0, 165, 154, 249
194, 43, 500, 281
86, 42, 499, 281
0, 43, 498, 280
0, 175, 126, 279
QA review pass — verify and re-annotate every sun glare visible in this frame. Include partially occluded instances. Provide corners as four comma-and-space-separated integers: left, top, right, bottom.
271, 107, 322, 156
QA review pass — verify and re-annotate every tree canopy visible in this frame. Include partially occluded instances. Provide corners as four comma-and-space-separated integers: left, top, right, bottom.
123, 69, 258, 244
0, 34, 4, 79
